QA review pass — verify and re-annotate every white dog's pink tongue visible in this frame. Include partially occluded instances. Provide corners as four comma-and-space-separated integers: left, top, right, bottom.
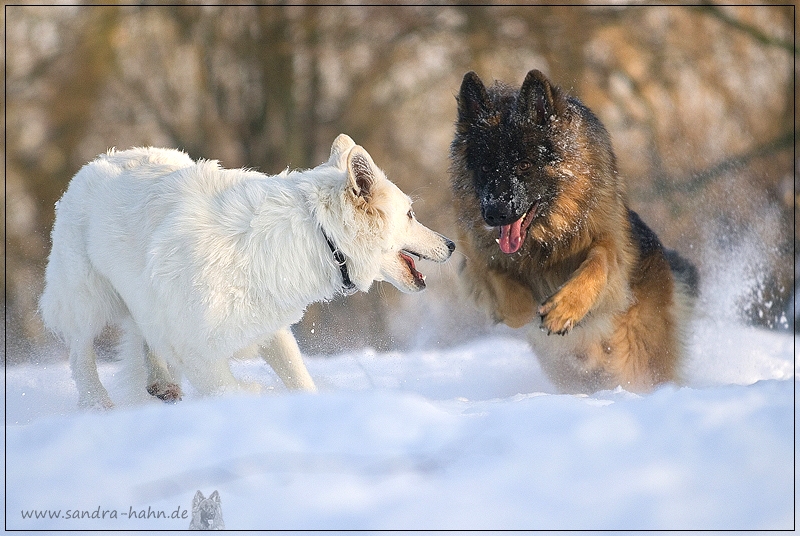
499, 218, 523, 254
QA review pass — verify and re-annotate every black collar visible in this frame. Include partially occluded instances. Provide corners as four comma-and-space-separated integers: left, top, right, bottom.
322, 230, 357, 295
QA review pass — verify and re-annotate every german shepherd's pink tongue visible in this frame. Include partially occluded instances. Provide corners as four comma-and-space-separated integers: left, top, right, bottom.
499, 217, 524, 254
497, 202, 539, 254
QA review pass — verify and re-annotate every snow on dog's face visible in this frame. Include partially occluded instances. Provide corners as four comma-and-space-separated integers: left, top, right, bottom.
329, 135, 455, 293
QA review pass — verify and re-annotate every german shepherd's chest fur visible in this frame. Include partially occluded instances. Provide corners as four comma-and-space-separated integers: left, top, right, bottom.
450, 70, 697, 394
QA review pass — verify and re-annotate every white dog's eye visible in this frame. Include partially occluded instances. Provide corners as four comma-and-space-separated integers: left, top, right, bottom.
407, 209, 415, 220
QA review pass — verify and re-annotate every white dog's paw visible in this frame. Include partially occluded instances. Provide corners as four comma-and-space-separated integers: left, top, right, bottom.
147, 382, 183, 403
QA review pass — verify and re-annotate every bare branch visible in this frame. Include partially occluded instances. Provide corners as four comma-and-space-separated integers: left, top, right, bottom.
696, 3, 796, 54
661, 130, 794, 195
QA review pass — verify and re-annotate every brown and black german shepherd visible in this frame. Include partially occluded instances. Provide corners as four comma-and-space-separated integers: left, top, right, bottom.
450, 70, 698, 394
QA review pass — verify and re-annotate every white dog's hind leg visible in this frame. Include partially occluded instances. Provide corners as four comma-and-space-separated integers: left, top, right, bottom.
259, 328, 316, 392
70, 339, 114, 409
145, 347, 183, 403
116, 321, 149, 403
117, 319, 182, 403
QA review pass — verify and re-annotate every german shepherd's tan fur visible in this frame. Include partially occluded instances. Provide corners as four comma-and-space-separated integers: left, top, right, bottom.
451, 70, 697, 394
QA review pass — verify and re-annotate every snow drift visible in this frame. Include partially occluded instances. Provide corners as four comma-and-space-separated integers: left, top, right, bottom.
4, 317, 795, 530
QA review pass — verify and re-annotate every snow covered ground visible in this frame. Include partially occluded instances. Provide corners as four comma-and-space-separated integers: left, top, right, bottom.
4, 315, 796, 531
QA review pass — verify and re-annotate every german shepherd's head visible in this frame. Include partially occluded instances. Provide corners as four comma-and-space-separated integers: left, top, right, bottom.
451, 70, 619, 255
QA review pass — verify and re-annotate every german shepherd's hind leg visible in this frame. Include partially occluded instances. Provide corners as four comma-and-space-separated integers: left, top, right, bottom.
259, 328, 317, 392
70, 339, 114, 410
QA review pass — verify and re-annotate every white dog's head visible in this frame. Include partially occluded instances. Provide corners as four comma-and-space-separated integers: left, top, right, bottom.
321, 134, 455, 293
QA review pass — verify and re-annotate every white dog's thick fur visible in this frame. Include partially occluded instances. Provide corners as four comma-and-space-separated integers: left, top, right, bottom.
40, 135, 454, 408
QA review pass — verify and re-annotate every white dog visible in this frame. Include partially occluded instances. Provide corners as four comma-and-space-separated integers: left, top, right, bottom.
39, 135, 454, 408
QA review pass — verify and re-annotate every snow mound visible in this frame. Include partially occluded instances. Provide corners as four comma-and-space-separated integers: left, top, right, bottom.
4, 320, 796, 530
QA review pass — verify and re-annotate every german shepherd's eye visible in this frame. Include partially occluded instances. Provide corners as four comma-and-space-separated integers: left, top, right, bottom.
517, 160, 532, 172
480, 165, 491, 173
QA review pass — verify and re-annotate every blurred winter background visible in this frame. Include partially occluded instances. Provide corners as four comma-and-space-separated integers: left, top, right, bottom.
5, 4, 794, 363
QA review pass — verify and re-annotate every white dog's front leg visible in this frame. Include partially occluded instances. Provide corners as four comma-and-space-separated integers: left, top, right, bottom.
182, 357, 248, 396
259, 328, 317, 392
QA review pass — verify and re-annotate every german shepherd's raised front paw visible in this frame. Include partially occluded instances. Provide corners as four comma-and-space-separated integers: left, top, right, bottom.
537, 292, 588, 335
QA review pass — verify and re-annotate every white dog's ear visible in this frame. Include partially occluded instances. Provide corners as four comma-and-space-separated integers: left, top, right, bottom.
346, 145, 377, 200
329, 134, 356, 169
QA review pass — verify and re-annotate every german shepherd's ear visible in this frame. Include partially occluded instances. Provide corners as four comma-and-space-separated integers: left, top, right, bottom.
458, 71, 489, 122
346, 145, 377, 201
329, 133, 356, 170
517, 69, 567, 125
